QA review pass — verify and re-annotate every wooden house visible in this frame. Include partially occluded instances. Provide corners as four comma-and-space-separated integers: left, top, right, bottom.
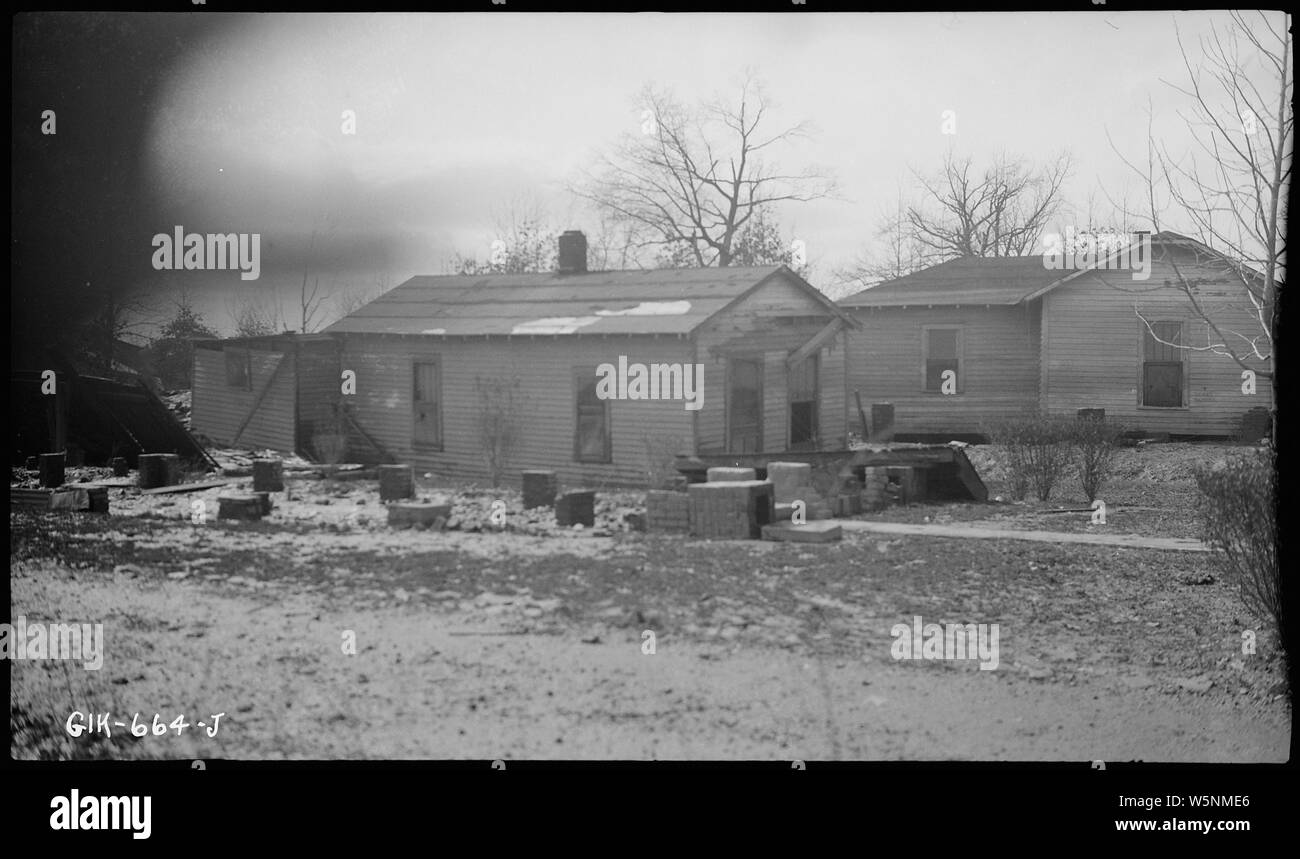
193, 231, 859, 484
837, 232, 1273, 438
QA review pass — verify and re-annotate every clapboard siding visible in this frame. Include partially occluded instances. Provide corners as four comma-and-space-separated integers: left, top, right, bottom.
192, 346, 297, 451
693, 272, 849, 453
843, 304, 1040, 435
338, 334, 697, 486
295, 340, 342, 447
1042, 249, 1273, 434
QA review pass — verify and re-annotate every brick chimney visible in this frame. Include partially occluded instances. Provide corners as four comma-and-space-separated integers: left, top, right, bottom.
557, 230, 588, 274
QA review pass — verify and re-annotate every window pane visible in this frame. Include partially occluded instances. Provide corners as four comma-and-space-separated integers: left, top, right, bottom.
925, 359, 959, 391
790, 402, 816, 447
927, 329, 958, 359
1144, 363, 1183, 407
1144, 322, 1182, 361
575, 373, 608, 461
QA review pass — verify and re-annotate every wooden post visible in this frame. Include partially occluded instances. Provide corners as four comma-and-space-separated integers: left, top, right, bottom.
138, 454, 180, 489
38, 453, 65, 488
378, 465, 415, 501
252, 458, 285, 492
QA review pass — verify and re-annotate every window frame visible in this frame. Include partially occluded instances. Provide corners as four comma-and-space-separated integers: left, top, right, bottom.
1138, 319, 1190, 410
787, 353, 819, 451
573, 366, 612, 464
921, 325, 964, 394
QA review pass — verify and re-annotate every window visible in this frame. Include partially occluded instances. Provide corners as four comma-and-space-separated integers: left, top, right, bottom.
789, 355, 819, 450
1142, 321, 1185, 407
413, 360, 442, 448
575, 370, 610, 463
225, 348, 251, 389
923, 327, 962, 393
727, 358, 763, 453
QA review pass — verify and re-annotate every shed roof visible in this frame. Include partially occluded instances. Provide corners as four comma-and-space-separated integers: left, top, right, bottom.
325, 265, 851, 337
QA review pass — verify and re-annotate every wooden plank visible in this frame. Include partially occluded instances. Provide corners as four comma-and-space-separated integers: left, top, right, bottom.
141, 478, 235, 496
786, 318, 844, 369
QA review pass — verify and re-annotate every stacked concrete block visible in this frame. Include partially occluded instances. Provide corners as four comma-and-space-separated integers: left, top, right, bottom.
522, 470, 558, 509
861, 466, 890, 510
378, 464, 415, 501
253, 458, 285, 492
556, 490, 596, 527
688, 480, 774, 540
645, 490, 691, 533
707, 466, 758, 483
138, 453, 180, 489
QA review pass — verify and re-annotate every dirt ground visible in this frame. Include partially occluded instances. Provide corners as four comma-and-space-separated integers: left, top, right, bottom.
9, 441, 1289, 761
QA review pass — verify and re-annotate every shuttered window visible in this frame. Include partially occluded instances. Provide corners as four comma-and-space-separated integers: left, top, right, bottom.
575, 370, 611, 463
1142, 321, 1185, 407
413, 360, 442, 448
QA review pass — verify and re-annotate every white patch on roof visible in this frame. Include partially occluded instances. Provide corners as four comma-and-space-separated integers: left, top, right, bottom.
594, 300, 692, 317
421, 329, 446, 335
510, 316, 601, 335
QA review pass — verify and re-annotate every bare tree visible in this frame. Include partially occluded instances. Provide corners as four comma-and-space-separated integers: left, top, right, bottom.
327, 272, 392, 325
904, 150, 1074, 259
227, 292, 287, 338
571, 73, 837, 267
1110, 11, 1288, 386
474, 374, 527, 488
835, 192, 934, 290
451, 198, 559, 274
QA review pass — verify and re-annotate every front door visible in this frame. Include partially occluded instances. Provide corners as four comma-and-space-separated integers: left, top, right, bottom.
728, 358, 762, 453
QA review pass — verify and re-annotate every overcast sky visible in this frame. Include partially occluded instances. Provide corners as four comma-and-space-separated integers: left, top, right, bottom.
13, 10, 1282, 342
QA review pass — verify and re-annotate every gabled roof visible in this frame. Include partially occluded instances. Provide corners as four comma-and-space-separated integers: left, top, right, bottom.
325, 265, 854, 337
837, 232, 1255, 309
837, 255, 1064, 307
